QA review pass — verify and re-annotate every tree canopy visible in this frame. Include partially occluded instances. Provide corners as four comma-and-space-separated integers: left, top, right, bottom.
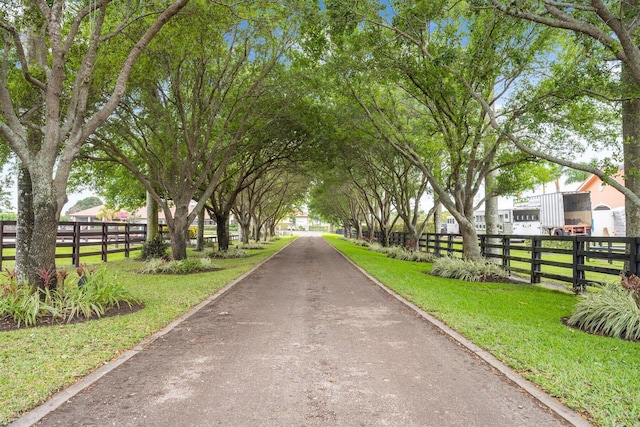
2, 0, 638, 277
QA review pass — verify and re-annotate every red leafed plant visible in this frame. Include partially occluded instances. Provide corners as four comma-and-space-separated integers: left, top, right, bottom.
620, 274, 640, 304
35, 266, 57, 289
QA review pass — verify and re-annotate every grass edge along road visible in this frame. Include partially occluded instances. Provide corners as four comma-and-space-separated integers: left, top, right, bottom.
0, 237, 295, 426
325, 235, 640, 427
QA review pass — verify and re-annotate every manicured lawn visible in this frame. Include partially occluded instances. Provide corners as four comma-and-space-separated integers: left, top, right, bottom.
326, 235, 640, 427
0, 237, 294, 426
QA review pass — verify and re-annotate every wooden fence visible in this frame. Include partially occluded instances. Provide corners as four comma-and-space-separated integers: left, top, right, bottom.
363, 231, 640, 291
0, 221, 147, 269
157, 224, 239, 244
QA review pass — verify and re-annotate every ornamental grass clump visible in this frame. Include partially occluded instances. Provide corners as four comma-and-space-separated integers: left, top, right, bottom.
237, 242, 266, 250
567, 275, 640, 341
386, 246, 435, 263
61, 267, 139, 320
0, 266, 139, 327
208, 248, 248, 259
139, 257, 219, 274
430, 256, 508, 282
342, 237, 370, 247
367, 243, 394, 254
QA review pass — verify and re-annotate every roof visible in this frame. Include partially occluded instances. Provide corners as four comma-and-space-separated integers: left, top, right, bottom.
577, 170, 624, 192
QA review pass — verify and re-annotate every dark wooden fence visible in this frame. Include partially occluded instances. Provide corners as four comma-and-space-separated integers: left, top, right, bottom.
361, 231, 640, 291
0, 221, 147, 269
157, 224, 239, 244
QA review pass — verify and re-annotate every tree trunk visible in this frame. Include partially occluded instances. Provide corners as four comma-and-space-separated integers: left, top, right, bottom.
235, 212, 251, 245
169, 225, 189, 261
433, 201, 442, 234
378, 226, 390, 247
622, 64, 640, 238
251, 216, 257, 242
15, 164, 33, 283
355, 222, 363, 240
146, 191, 159, 242
268, 219, 277, 238
364, 214, 375, 242
215, 211, 231, 251
406, 225, 422, 251
196, 209, 205, 251
27, 179, 60, 289
484, 171, 501, 262
168, 204, 190, 260
460, 219, 482, 261
241, 224, 251, 244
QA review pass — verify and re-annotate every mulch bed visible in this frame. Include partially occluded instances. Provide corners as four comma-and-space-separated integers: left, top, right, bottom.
0, 302, 145, 333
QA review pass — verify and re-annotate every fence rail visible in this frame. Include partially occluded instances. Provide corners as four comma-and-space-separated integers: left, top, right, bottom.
0, 221, 147, 269
361, 231, 640, 291
157, 224, 239, 244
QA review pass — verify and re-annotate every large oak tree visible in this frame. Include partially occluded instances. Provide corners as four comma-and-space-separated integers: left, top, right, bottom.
0, 0, 189, 286
86, 1, 300, 259
478, 0, 640, 236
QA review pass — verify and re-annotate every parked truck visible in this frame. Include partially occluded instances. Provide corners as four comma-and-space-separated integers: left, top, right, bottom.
512, 191, 592, 236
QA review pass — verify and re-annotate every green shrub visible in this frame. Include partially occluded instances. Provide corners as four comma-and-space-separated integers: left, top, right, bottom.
567, 283, 640, 341
430, 256, 508, 282
208, 248, 248, 259
140, 235, 170, 260
139, 257, 219, 274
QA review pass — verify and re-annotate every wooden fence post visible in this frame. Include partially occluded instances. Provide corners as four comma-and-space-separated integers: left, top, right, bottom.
125, 223, 131, 258
531, 236, 541, 284
629, 238, 640, 276
102, 223, 108, 262
572, 236, 586, 292
73, 222, 82, 267
0, 221, 4, 270
501, 236, 510, 273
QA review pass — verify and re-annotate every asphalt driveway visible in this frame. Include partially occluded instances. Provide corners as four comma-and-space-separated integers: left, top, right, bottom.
15, 236, 587, 426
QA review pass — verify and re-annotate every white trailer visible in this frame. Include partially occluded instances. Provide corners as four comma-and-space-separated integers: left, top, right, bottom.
513, 192, 592, 236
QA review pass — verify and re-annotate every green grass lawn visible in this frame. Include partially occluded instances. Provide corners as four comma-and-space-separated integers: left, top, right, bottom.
0, 237, 294, 425
326, 235, 640, 427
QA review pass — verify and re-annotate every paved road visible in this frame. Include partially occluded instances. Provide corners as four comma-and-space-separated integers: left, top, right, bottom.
26, 236, 577, 426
